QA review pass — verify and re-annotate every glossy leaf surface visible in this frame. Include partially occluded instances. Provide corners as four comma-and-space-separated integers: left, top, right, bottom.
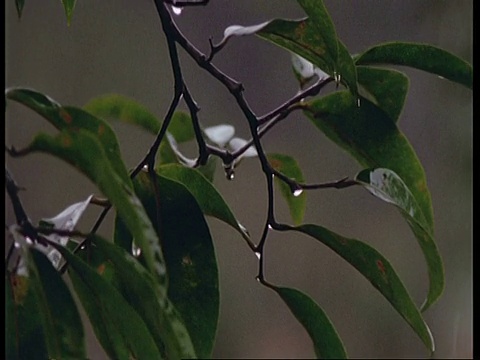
356, 66, 409, 123
26, 248, 86, 359
13, 129, 167, 288
355, 168, 443, 311
355, 42, 473, 89
293, 224, 434, 353
157, 163, 251, 243
303, 91, 443, 308
273, 286, 347, 359
90, 235, 196, 359
132, 171, 219, 358
57, 245, 162, 360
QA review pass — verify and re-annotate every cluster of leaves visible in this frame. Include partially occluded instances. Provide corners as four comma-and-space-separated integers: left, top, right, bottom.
5, 0, 472, 359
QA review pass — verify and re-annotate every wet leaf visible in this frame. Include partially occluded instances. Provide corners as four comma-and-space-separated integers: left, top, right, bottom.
6, 271, 49, 359
356, 66, 409, 123
293, 224, 435, 353
267, 153, 306, 225
6, 88, 132, 187
355, 42, 473, 89
132, 171, 219, 358
61, 0, 77, 26
14, 129, 167, 288
157, 163, 251, 242
303, 91, 443, 308
355, 168, 443, 311
56, 245, 162, 360
90, 235, 196, 359
272, 286, 347, 359
26, 248, 86, 359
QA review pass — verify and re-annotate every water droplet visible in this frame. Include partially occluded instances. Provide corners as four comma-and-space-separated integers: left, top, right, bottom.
223, 162, 235, 180
268, 224, 273, 230
171, 5, 183, 15
254, 251, 261, 260
357, 98, 361, 108
80, 244, 86, 250
226, 171, 235, 180
25, 237, 33, 245
292, 188, 303, 197
437, 75, 445, 80
255, 276, 261, 282
333, 71, 341, 87
132, 243, 142, 257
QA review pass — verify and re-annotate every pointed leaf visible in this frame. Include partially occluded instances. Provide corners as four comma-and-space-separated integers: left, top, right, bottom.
303, 92, 443, 308
355, 42, 473, 89
89, 235, 196, 359
55, 245, 162, 360
132, 171, 219, 358
14, 129, 167, 289
355, 168, 444, 311
61, 0, 77, 25
15, 0, 25, 18
6, 88, 132, 187
26, 248, 86, 359
267, 153, 306, 225
6, 271, 49, 359
293, 224, 435, 353
356, 66, 409, 123
157, 163, 251, 242
272, 286, 347, 359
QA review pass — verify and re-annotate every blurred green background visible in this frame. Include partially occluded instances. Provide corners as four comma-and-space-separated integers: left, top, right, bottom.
5, 1, 472, 358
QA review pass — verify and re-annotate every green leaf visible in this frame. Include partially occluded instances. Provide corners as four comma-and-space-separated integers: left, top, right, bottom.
355, 42, 473, 89
267, 153, 306, 225
303, 92, 443, 308
132, 171, 220, 358
26, 248, 86, 359
6, 271, 49, 359
90, 235, 197, 359
272, 286, 347, 359
157, 163, 251, 242
13, 129, 167, 289
355, 168, 444, 311
15, 0, 25, 18
6, 88, 132, 188
356, 66, 409, 123
84, 93, 161, 134
61, 0, 77, 26
293, 224, 435, 353
55, 245, 162, 360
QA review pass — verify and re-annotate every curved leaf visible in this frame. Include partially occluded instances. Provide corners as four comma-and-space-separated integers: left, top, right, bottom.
26, 248, 86, 359
56, 245, 162, 360
6, 271, 49, 359
157, 163, 251, 243
267, 153, 306, 225
272, 286, 347, 359
90, 235, 196, 359
132, 171, 219, 358
355, 168, 443, 311
355, 42, 473, 89
6, 88, 132, 187
12, 129, 167, 289
356, 66, 409, 123
293, 224, 434, 353
303, 91, 443, 308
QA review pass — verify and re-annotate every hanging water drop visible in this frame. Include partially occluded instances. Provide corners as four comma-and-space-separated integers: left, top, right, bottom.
357, 98, 361, 108
292, 188, 304, 197
223, 161, 235, 181
268, 224, 273, 230
132, 243, 142, 257
254, 251, 261, 260
171, 6, 183, 15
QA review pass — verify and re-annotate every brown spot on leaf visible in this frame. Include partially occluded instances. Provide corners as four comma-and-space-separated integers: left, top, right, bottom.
98, 124, 105, 136
97, 263, 106, 275
376, 259, 386, 276
269, 158, 282, 171
60, 108, 72, 124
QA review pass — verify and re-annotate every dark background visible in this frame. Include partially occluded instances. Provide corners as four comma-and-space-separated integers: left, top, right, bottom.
5, 1, 472, 358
